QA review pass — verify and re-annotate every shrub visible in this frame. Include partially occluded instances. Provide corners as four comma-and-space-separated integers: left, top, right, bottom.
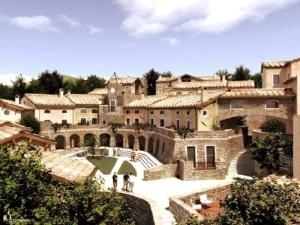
261, 119, 286, 133
20, 115, 41, 134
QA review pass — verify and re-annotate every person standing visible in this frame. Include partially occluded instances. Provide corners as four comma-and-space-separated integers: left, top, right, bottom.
123, 172, 130, 191
112, 172, 118, 190
129, 173, 135, 192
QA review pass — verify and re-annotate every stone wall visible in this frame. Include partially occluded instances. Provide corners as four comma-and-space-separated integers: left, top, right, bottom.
120, 192, 163, 225
144, 164, 177, 180
169, 185, 231, 224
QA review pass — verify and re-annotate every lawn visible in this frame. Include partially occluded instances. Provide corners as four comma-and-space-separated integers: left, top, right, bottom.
88, 156, 117, 175
118, 161, 137, 176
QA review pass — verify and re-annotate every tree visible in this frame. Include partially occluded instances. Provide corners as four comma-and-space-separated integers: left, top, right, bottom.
0, 144, 135, 224
12, 74, 27, 98
26, 78, 44, 93
216, 69, 230, 80
37, 70, 64, 94
260, 119, 286, 133
73, 78, 89, 93
85, 135, 97, 158
250, 73, 262, 88
248, 134, 292, 174
20, 115, 41, 134
85, 75, 106, 92
183, 178, 300, 225
144, 69, 160, 95
230, 65, 251, 81
0, 83, 13, 100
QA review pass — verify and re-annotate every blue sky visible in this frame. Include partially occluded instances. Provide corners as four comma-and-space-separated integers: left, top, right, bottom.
0, 0, 300, 84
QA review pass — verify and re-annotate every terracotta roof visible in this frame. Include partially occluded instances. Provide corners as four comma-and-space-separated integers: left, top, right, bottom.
24, 93, 75, 107
125, 91, 223, 109
88, 88, 108, 95
262, 57, 300, 68
220, 88, 295, 98
157, 75, 173, 82
66, 94, 103, 105
172, 80, 254, 89
0, 98, 33, 111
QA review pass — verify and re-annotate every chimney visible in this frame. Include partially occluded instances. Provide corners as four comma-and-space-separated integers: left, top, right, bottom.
15, 95, 20, 104
59, 89, 64, 98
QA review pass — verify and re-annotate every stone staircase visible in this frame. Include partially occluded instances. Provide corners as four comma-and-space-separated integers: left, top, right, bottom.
118, 148, 162, 170
226, 151, 253, 180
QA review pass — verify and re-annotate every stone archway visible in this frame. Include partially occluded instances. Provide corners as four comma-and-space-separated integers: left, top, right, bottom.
55, 135, 66, 150
115, 134, 124, 147
100, 133, 110, 146
128, 135, 134, 149
155, 139, 160, 157
84, 133, 95, 147
138, 136, 146, 150
148, 136, 154, 153
69, 134, 80, 148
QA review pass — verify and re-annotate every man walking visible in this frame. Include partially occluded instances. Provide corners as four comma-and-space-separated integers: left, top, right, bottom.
112, 172, 118, 190
123, 172, 130, 191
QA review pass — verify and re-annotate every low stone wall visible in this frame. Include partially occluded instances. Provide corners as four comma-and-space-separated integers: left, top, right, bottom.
120, 192, 163, 225
178, 160, 227, 181
169, 184, 231, 224
144, 164, 177, 180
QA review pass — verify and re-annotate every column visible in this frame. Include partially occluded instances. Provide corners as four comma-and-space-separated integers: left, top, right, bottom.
133, 136, 139, 150
110, 135, 116, 147
144, 137, 149, 152
123, 135, 128, 148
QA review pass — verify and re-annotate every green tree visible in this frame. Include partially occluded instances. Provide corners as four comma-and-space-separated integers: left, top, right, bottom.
85, 135, 97, 157
260, 119, 286, 133
37, 70, 64, 94
144, 69, 160, 95
0, 83, 13, 99
216, 69, 230, 80
0, 144, 135, 225
26, 78, 44, 93
85, 75, 106, 92
230, 65, 251, 81
73, 77, 89, 93
20, 115, 41, 134
248, 134, 292, 174
12, 74, 27, 98
250, 72, 262, 88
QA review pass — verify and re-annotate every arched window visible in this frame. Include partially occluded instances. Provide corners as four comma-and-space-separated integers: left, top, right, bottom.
81, 109, 87, 113
160, 111, 164, 115
44, 110, 50, 114
4, 109, 9, 115
230, 100, 244, 109
150, 111, 154, 114
181, 74, 192, 82
62, 110, 68, 113
92, 109, 98, 113
266, 100, 279, 109
126, 110, 130, 114
187, 110, 190, 115
135, 110, 139, 114
176, 111, 180, 115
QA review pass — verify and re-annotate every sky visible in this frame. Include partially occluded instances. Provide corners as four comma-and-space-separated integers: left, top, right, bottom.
1, 0, 300, 85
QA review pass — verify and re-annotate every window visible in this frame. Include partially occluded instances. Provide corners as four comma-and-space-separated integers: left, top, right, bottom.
150, 111, 154, 115
80, 118, 87, 124
135, 110, 139, 114
203, 110, 208, 116
44, 110, 50, 113
186, 120, 191, 129
80, 109, 87, 113
266, 100, 279, 109
92, 109, 98, 114
126, 110, 130, 114
135, 118, 139, 124
62, 110, 68, 113
187, 110, 190, 115
273, 74, 279, 85
150, 119, 154, 125
176, 119, 180, 129
230, 100, 244, 109
206, 146, 216, 168
103, 120, 106, 125
110, 100, 116, 112
62, 120, 67, 125
92, 118, 98, 124
176, 111, 180, 115
126, 118, 130, 125
4, 109, 9, 115
181, 75, 192, 82
160, 119, 164, 127
160, 111, 164, 115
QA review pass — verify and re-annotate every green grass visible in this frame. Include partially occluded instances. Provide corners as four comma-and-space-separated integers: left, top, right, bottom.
117, 161, 137, 176
88, 156, 117, 175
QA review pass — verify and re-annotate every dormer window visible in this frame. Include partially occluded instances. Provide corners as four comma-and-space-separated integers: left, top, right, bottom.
181, 74, 192, 82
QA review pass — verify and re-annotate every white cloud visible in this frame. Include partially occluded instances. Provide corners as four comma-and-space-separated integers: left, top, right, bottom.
58, 14, 80, 27
162, 37, 180, 46
88, 26, 103, 35
10, 15, 58, 32
115, 0, 298, 36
